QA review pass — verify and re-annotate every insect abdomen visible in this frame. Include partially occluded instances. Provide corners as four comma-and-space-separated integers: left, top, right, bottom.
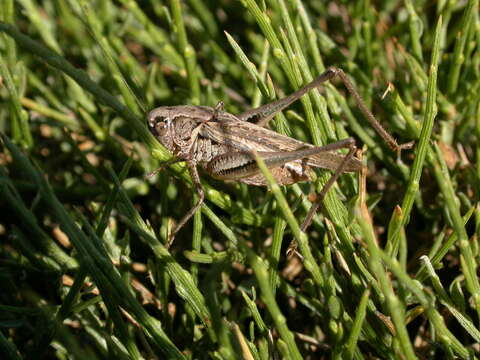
206, 152, 258, 180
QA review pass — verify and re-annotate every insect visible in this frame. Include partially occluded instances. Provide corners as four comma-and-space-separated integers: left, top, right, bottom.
147, 67, 413, 245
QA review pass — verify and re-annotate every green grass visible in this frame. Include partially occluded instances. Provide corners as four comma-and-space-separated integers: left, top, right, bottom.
1, 0, 479, 359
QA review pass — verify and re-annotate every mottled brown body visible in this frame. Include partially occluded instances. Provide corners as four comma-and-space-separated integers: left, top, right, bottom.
148, 105, 361, 187
147, 67, 412, 244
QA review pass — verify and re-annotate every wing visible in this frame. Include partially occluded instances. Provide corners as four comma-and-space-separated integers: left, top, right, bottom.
200, 120, 361, 172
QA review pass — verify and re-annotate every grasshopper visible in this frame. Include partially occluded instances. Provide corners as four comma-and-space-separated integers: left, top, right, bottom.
147, 67, 412, 244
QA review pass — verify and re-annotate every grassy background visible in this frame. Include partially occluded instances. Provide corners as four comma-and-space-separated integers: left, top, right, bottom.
1, 0, 479, 359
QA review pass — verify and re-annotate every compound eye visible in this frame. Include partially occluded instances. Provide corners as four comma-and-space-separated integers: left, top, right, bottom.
149, 116, 164, 127
156, 117, 171, 136
147, 115, 165, 135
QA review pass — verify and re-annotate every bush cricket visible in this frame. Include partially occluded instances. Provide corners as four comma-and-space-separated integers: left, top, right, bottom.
147, 67, 413, 245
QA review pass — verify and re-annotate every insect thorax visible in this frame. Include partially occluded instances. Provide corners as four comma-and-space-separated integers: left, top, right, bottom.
193, 136, 232, 165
